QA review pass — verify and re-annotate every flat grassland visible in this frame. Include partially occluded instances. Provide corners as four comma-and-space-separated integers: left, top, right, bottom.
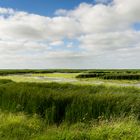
0, 69, 140, 140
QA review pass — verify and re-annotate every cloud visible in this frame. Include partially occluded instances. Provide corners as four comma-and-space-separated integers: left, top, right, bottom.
95, 0, 112, 4
55, 9, 68, 16
0, 7, 14, 14
78, 30, 140, 53
49, 40, 64, 46
0, 0, 140, 68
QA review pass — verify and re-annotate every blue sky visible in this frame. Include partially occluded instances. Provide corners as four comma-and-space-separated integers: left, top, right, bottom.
133, 23, 140, 31
0, 0, 140, 69
0, 0, 96, 16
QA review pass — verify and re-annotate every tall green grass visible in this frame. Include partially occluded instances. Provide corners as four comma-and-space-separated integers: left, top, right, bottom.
103, 74, 140, 80
76, 73, 140, 80
0, 111, 140, 140
0, 78, 140, 139
0, 79, 140, 124
0, 111, 43, 140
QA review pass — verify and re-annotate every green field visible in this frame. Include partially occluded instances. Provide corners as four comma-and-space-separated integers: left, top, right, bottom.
0, 69, 140, 139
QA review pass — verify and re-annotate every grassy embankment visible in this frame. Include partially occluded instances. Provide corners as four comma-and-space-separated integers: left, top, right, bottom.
0, 79, 140, 139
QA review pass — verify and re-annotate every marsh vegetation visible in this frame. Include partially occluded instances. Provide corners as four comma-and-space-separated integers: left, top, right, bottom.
0, 69, 140, 139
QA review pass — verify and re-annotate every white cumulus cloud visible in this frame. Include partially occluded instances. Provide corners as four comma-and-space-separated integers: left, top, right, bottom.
0, 0, 140, 68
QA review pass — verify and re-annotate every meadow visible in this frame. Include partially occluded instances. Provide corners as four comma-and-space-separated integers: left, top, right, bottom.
0, 69, 140, 139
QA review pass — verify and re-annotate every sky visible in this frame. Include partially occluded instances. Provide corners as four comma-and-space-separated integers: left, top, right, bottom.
0, 0, 140, 69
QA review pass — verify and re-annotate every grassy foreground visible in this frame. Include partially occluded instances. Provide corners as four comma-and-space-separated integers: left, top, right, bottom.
0, 79, 140, 139
0, 111, 140, 140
